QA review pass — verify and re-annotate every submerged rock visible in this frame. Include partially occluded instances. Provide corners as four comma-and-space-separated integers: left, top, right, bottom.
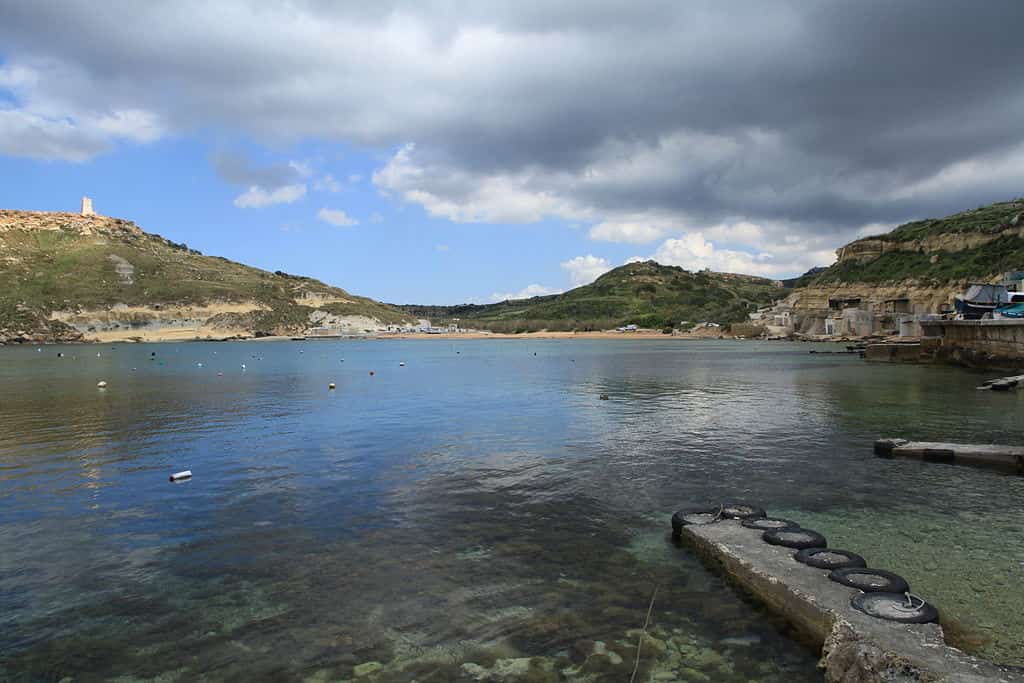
352, 661, 383, 677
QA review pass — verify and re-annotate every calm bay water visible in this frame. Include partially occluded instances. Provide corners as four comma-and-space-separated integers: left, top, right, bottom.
2, 339, 1023, 681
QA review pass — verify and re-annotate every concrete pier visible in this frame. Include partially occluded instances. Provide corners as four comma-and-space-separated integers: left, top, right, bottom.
920, 319, 1024, 369
677, 519, 1021, 682
875, 439, 1024, 473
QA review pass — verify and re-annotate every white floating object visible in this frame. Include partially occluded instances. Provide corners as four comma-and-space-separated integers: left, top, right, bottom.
197, 362, 203, 367
96, 352, 101, 357
399, 362, 406, 367
241, 364, 246, 369
96, 380, 108, 388
169, 470, 192, 482
328, 383, 336, 389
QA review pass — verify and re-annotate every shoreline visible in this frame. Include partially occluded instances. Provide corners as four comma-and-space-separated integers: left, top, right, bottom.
1, 329, 877, 345
2, 329, 769, 344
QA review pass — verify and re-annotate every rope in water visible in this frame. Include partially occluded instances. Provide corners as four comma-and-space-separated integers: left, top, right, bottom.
629, 584, 660, 683
892, 591, 926, 612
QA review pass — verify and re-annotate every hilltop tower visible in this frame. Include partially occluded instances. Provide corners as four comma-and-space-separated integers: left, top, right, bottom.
81, 196, 95, 216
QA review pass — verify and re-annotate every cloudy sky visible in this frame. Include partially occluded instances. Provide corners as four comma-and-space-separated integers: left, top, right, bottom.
1, 1, 1023, 303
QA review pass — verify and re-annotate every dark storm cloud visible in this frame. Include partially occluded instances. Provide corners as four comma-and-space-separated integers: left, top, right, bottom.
209, 151, 303, 189
1, 0, 1023, 242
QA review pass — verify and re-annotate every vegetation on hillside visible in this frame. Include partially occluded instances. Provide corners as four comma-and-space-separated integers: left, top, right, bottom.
0, 214, 412, 338
806, 199, 1024, 286
400, 260, 784, 332
816, 235, 1024, 285
871, 199, 1023, 243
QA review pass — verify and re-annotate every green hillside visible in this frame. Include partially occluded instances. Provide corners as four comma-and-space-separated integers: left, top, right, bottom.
0, 211, 413, 341
809, 199, 1024, 285
400, 260, 784, 332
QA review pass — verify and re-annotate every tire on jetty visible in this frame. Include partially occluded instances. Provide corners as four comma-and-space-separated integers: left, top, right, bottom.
794, 547, 867, 570
851, 592, 939, 624
741, 517, 800, 531
762, 528, 827, 550
720, 503, 766, 520
829, 568, 909, 594
671, 506, 722, 535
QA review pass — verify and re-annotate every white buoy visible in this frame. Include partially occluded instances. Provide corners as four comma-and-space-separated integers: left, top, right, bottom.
241, 363, 246, 369
197, 362, 203, 367
328, 383, 336, 389
169, 470, 192, 482
399, 361, 406, 367
96, 352, 101, 357
97, 380, 108, 388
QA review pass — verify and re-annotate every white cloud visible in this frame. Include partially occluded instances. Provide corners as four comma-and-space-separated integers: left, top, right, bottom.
645, 231, 834, 277
349, 173, 363, 183
233, 184, 307, 208
588, 220, 670, 244
373, 143, 591, 224
369, 211, 384, 223
489, 283, 562, 302
314, 174, 341, 192
317, 207, 359, 226
0, 63, 164, 161
560, 254, 612, 286
289, 160, 313, 178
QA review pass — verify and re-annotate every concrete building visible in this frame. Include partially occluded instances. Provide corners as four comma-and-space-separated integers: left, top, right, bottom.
81, 196, 95, 216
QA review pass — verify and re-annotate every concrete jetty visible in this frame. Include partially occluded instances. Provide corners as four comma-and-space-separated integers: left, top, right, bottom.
978, 374, 1024, 391
677, 519, 1021, 682
875, 438, 1024, 473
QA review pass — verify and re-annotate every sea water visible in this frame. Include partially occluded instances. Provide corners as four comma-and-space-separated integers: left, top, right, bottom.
2, 339, 1023, 681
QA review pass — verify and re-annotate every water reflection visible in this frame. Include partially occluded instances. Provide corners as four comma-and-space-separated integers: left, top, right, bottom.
1, 339, 1023, 680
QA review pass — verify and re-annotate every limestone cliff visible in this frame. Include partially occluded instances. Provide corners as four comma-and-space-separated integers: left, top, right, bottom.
786, 199, 1024, 332
0, 210, 414, 343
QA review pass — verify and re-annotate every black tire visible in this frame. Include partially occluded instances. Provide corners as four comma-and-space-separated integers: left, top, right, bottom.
794, 548, 867, 570
829, 568, 909, 594
741, 517, 800, 531
851, 592, 938, 624
671, 506, 722, 535
762, 528, 827, 550
720, 503, 766, 520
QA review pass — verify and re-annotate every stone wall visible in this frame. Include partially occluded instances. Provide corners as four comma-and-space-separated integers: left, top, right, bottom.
921, 319, 1024, 369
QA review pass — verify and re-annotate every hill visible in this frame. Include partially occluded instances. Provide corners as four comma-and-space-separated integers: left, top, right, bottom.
806, 199, 1024, 286
0, 210, 414, 342
400, 260, 784, 332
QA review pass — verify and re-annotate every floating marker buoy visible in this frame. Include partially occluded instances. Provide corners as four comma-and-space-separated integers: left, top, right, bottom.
169, 470, 192, 482
96, 352, 101, 357
329, 383, 336, 389
97, 380, 108, 388
131, 368, 137, 371
399, 362, 405, 367
197, 362, 203, 367
151, 352, 156, 356
241, 364, 246, 369
599, 394, 609, 400
57, 352, 64, 357
217, 372, 224, 376
369, 371, 375, 376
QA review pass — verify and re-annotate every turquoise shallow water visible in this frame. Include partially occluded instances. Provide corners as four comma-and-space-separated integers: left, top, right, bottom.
1, 339, 1023, 681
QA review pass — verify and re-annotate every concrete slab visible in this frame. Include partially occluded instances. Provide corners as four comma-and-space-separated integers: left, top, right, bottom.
875, 439, 1024, 474
678, 518, 1023, 682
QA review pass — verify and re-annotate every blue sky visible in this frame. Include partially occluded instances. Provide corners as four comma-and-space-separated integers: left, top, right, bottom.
0, 133, 637, 304
2, 2, 1023, 305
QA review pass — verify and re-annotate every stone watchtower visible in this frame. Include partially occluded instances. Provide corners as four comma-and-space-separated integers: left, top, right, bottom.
81, 196, 95, 216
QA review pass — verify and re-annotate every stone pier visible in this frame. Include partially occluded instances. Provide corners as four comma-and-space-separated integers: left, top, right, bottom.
677, 518, 1021, 682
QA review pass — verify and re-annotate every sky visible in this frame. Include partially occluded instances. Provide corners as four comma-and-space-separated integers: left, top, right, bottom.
1, 1, 1023, 305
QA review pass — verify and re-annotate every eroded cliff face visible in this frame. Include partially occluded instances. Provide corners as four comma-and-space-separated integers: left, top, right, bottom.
789, 201, 1024, 321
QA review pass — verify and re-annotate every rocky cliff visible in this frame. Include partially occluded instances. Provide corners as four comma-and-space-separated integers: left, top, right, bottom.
787, 199, 1024, 321
0, 210, 414, 343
